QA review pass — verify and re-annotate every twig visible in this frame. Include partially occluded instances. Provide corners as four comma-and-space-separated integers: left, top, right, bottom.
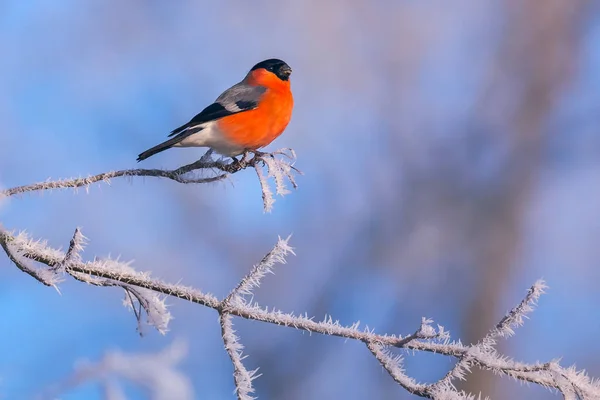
366, 341, 430, 397
223, 236, 294, 305
220, 313, 259, 400
53, 227, 86, 272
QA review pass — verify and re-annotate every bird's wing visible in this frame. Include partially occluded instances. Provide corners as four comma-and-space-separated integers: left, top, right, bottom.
168, 83, 267, 137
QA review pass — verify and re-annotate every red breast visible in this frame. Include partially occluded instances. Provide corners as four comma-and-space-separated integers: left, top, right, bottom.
216, 68, 294, 149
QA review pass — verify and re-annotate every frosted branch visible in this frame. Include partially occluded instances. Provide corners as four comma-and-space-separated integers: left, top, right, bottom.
0, 150, 300, 213
0, 226, 61, 287
250, 149, 301, 212
433, 280, 548, 393
3, 227, 598, 398
366, 341, 429, 397
54, 227, 86, 272
220, 313, 259, 400
253, 164, 274, 213
492, 279, 547, 339
224, 236, 294, 305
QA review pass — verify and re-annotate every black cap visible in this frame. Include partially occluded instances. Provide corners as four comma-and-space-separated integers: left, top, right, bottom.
250, 59, 292, 81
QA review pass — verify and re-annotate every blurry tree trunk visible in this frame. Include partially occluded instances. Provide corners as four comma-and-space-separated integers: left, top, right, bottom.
460, 1, 588, 397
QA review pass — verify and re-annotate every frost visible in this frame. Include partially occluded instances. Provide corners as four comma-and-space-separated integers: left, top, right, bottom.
251, 149, 301, 213
220, 314, 260, 400
224, 236, 294, 304
253, 163, 275, 213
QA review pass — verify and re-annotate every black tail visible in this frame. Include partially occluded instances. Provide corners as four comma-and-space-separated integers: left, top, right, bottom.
168, 121, 192, 137
137, 136, 185, 162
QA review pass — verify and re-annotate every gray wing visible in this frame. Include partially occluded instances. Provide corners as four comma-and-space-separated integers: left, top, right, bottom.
168, 83, 267, 137
216, 82, 267, 112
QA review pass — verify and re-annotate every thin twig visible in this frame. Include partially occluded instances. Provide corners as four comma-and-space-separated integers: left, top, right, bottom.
366, 341, 430, 397
219, 313, 258, 400
223, 237, 293, 306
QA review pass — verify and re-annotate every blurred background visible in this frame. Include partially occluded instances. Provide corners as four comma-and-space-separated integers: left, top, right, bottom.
1, 1, 599, 399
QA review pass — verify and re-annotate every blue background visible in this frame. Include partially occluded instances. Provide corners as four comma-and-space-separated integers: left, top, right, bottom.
1, 1, 600, 399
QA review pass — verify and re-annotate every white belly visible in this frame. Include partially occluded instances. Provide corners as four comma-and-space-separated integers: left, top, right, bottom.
173, 122, 245, 157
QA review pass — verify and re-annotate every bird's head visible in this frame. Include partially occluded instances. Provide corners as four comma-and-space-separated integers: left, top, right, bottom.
250, 59, 292, 82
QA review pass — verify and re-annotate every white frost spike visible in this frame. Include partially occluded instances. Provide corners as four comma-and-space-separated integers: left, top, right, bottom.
262, 156, 291, 196
91, 256, 173, 335
251, 150, 300, 213
0, 227, 62, 288
366, 341, 428, 396
69, 228, 87, 261
419, 317, 437, 337
492, 279, 547, 339
56, 227, 87, 272
123, 286, 172, 336
220, 314, 259, 400
225, 236, 295, 304
11, 229, 65, 261
253, 163, 275, 213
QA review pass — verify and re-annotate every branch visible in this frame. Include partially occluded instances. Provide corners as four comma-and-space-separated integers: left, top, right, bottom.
432, 280, 547, 392
2, 228, 599, 399
0, 149, 300, 213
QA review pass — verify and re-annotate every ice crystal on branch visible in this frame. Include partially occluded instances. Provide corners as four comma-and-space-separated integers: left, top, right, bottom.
225, 236, 294, 305
249, 149, 300, 212
492, 279, 547, 339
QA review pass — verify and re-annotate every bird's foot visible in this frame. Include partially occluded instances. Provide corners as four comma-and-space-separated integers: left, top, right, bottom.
240, 150, 252, 164
227, 150, 270, 171
249, 150, 268, 158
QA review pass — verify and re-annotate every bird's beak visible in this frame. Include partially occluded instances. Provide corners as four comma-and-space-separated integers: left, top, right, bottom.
281, 65, 292, 77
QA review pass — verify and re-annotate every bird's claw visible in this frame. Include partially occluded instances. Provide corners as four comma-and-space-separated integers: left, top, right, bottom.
250, 150, 268, 158
240, 150, 252, 164
228, 150, 272, 170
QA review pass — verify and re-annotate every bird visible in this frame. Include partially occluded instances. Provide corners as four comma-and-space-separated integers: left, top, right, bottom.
137, 58, 294, 162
